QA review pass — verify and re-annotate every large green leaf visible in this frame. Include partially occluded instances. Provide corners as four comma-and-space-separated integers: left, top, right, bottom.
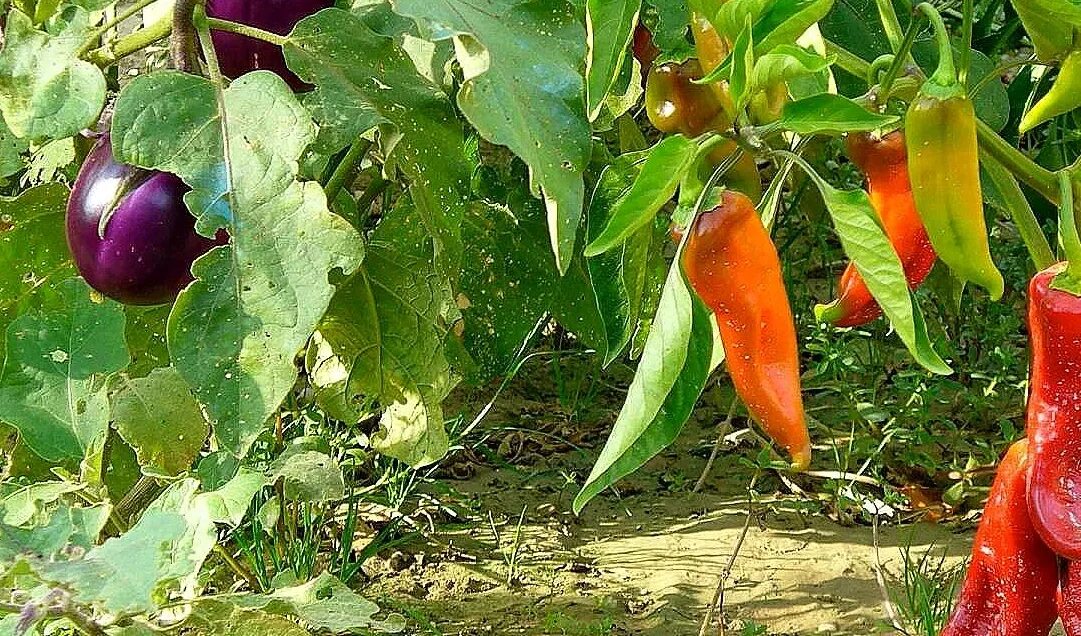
0, 183, 73, 349
307, 204, 457, 467
457, 199, 555, 383
234, 572, 405, 633
112, 71, 364, 458
35, 510, 188, 615
112, 368, 209, 478
391, 0, 591, 274
574, 262, 717, 513
0, 278, 129, 461
586, 0, 641, 120
555, 152, 652, 366
0, 9, 105, 141
284, 8, 468, 274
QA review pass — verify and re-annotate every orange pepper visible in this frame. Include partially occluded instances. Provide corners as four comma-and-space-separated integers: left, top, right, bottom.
817, 131, 936, 327
682, 191, 810, 469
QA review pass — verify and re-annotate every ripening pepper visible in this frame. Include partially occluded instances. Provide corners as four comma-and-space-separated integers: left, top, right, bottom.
1025, 261, 1081, 559
632, 23, 660, 68
681, 190, 811, 470
690, 10, 728, 73
1062, 561, 1081, 634
645, 59, 735, 136
905, 5, 1004, 300
1008, 0, 1081, 131
817, 131, 936, 327
940, 439, 1059, 636
66, 135, 228, 306
207, 0, 333, 91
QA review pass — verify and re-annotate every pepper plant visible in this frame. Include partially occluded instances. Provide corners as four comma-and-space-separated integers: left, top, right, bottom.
1, 0, 1081, 632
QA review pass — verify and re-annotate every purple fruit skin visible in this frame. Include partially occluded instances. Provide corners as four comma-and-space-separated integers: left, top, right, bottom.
66, 135, 228, 306
206, 0, 333, 91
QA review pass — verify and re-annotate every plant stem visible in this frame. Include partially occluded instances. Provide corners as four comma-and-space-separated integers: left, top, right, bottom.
981, 154, 1056, 270
213, 544, 264, 592
324, 139, 373, 203
917, 3, 958, 85
877, 18, 921, 101
1059, 170, 1081, 268
206, 17, 288, 46
171, 0, 201, 73
86, 12, 173, 67
76, 0, 159, 57
875, 0, 910, 58
960, 0, 974, 86
355, 174, 389, 227
975, 118, 1058, 202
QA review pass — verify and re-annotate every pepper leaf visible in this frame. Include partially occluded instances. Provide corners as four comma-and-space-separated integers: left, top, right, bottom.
574, 261, 718, 513
804, 173, 952, 375
774, 93, 899, 135
585, 136, 697, 256
586, 0, 641, 120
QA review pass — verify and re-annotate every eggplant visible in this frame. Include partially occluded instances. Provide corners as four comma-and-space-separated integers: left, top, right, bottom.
66, 135, 228, 306
206, 0, 333, 91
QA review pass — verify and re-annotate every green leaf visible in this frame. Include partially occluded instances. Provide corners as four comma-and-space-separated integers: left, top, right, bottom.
0, 9, 105, 140
235, 572, 406, 633
1008, 0, 1081, 61
729, 18, 755, 112
268, 450, 345, 503
805, 175, 952, 375
0, 503, 109, 563
284, 8, 468, 274
574, 263, 717, 513
307, 204, 457, 467
1, 481, 83, 526
112, 368, 209, 478
35, 510, 188, 615
0, 278, 129, 461
774, 93, 898, 135
457, 200, 555, 382
643, 0, 694, 59
0, 183, 74, 348
185, 601, 312, 636
752, 44, 833, 92
717, 0, 835, 55
112, 71, 364, 458
586, 0, 641, 120
555, 152, 652, 366
585, 136, 697, 256
391, 0, 591, 273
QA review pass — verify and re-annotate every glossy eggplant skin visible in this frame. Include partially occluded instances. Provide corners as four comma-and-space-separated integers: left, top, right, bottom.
206, 0, 333, 91
66, 135, 227, 306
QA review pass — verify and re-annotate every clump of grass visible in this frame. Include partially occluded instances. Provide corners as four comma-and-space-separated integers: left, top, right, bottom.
890, 541, 966, 636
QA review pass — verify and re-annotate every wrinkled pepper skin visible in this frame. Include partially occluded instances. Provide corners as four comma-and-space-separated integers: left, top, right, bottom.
66, 135, 228, 306
941, 439, 1059, 636
207, 0, 333, 91
906, 94, 1004, 299
1026, 263, 1081, 559
681, 191, 810, 470
645, 60, 734, 136
819, 132, 935, 327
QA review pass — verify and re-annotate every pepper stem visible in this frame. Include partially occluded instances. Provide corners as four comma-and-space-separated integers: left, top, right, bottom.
1059, 171, 1081, 272
916, 3, 959, 89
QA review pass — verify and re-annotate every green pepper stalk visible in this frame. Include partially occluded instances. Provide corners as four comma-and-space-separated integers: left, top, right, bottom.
905, 3, 1004, 299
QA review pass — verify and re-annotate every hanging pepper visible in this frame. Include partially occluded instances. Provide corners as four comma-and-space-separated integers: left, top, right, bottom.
1008, 0, 1081, 131
632, 23, 660, 69
905, 4, 1004, 300
681, 191, 811, 470
1025, 261, 1081, 559
645, 59, 734, 136
1062, 561, 1081, 634
940, 439, 1059, 636
817, 131, 936, 327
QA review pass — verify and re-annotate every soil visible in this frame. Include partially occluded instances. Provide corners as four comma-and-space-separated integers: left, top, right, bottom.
360, 376, 989, 636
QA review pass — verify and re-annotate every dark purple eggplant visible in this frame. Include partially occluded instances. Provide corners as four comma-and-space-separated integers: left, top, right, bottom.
66, 135, 228, 306
207, 0, 333, 91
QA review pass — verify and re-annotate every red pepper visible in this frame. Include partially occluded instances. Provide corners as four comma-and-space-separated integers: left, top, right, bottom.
681, 191, 810, 470
1026, 262, 1081, 559
941, 438, 1059, 636
1062, 560, 1081, 634
817, 131, 936, 327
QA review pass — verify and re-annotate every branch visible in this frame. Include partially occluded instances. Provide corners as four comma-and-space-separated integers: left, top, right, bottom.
171, 0, 201, 73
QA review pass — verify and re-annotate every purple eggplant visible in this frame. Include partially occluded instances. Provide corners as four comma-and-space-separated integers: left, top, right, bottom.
207, 0, 333, 91
66, 135, 228, 306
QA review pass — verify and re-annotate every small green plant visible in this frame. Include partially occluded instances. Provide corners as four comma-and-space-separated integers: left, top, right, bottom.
890, 541, 966, 636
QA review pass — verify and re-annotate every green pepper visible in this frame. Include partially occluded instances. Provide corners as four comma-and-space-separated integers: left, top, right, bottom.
1009, 0, 1081, 131
905, 4, 1003, 299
